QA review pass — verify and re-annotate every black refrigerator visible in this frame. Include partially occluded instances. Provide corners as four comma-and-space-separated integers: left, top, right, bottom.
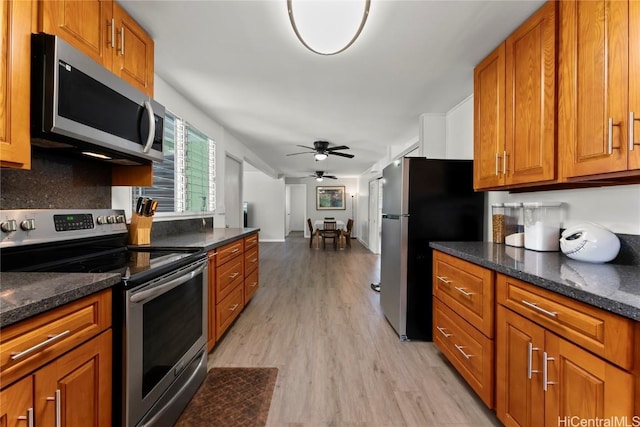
380, 157, 484, 341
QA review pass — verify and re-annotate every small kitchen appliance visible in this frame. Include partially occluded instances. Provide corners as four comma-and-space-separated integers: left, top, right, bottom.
560, 223, 621, 263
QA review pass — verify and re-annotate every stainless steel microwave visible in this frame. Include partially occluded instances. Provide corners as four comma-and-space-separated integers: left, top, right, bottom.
31, 33, 164, 165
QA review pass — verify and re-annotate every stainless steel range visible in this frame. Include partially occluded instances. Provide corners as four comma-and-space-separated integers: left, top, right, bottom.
0, 209, 208, 427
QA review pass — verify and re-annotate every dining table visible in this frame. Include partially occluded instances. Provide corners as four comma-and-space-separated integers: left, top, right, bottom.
313, 220, 346, 249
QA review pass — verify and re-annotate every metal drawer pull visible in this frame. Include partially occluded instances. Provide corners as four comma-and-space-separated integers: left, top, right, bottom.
527, 342, 540, 379
230, 248, 240, 253
543, 352, 555, 391
454, 344, 473, 359
11, 330, 71, 361
250, 282, 257, 287
229, 303, 239, 312
454, 287, 473, 297
229, 272, 240, 279
46, 390, 61, 427
17, 408, 34, 427
251, 258, 258, 263
436, 276, 451, 284
436, 326, 452, 338
521, 299, 557, 317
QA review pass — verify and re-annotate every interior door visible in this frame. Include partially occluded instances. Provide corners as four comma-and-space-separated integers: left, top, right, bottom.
285, 185, 291, 236
289, 184, 306, 232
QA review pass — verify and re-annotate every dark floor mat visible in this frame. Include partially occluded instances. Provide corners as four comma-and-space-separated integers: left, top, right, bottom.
174, 367, 278, 427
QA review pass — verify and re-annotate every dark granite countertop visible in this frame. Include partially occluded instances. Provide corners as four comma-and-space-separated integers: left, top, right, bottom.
429, 242, 640, 321
0, 272, 121, 328
147, 227, 260, 251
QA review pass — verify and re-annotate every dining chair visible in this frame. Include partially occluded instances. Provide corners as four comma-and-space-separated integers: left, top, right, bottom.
307, 218, 319, 248
321, 220, 339, 250
341, 218, 354, 248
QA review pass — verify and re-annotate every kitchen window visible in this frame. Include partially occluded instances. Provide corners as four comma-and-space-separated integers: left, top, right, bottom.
134, 111, 216, 214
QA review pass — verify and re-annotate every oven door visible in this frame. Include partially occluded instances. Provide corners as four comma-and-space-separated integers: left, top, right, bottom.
125, 258, 207, 427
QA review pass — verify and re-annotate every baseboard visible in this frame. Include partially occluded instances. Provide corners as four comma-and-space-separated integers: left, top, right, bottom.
259, 238, 286, 242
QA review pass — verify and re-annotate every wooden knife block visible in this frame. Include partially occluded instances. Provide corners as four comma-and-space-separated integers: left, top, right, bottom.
129, 213, 153, 245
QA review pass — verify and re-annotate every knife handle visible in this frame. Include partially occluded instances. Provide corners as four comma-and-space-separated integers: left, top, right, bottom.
136, 197, 144, 214
143, 198, 153, 216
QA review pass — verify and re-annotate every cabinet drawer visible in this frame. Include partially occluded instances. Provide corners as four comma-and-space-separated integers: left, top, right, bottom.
216, 240, 243, 266
244, 247, 259, 276
433, 298, 494, 408
433, 251, 495, 338
216, 256, 244, 303
0, 290, 111, 388
244, 268, 259, 303
216, 285, 244, 340
244, 233, 258, 250
496, 274, 635, 370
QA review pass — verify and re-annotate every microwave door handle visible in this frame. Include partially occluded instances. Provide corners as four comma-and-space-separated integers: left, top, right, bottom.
142, 100, 155, 153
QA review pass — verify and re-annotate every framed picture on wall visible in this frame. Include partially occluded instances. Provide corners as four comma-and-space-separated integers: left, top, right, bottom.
316, 186, 346, 210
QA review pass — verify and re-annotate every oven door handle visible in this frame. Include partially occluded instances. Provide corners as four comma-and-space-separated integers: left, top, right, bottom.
129, 261, 206, 304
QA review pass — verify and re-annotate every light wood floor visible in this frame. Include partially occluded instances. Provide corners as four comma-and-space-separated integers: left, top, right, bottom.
208, 232, 501, 427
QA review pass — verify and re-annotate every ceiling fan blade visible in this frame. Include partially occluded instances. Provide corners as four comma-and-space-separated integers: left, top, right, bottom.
328, 151, 355, 158
296, 144, 316, 150
325, 175, 338, 179
326, 145, 350, 151
286, 151, 314, 156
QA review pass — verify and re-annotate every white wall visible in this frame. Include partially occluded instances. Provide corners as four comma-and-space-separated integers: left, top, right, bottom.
243, 170, 286, 242
284, 177, 359, 236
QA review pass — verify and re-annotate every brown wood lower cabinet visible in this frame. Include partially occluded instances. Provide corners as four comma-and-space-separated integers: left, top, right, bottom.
0, 376, 33, 426
497, 305, 635, 426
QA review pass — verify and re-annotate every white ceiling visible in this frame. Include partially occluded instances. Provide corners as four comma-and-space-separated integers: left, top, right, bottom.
120, 0, 545, 179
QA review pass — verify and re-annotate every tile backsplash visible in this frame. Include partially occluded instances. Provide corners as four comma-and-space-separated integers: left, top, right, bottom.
1, 148, 112, 210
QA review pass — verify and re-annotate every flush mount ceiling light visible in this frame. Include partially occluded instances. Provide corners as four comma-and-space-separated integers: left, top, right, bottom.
287, 0, 371, 55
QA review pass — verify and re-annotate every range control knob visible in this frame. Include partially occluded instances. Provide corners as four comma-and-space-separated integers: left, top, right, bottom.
116, 215, 126, 224
97, 216, 108, 225
20, 219, 36, 231
1, 219, 17, 232
107, 216, 116, 224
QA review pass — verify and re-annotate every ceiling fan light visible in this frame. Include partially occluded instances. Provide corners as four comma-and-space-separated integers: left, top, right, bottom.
314, 153, 328, 161
316, 177, 324, 182
287, 0, 371, 56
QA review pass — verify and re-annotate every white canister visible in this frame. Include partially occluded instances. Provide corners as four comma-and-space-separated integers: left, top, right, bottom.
523, 202, 563, 251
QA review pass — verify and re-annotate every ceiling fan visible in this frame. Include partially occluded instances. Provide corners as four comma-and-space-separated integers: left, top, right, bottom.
286, 140, 355, 160
310, 171, 338, 181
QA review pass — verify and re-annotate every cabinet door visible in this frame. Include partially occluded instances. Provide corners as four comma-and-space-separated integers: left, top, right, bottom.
544, 332, 635, 425
112, 2, 154, 96
505, 1, 556, 186
629, 0, 640, 170
0, 376, 34, 427
34, 330, 112, 427
496, 306, 545, 427
39, 0, 114, 70
559, 0, 629, 178
0, 0, 31, 169
474, 42, 505, 190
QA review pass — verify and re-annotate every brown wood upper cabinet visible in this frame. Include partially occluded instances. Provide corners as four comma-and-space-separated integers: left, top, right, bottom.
0, 0, 32, 170
559, 0, 640, 180
474, 1, 557, 190
39, 0, 154, 96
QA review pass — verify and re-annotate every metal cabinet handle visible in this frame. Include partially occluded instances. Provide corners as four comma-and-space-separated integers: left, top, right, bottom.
230, 248, 240, 253
454, 287, 473, 297
436, 326, 451, 338
521, 299, 557, 318
107, 19, 115, 48
46, 390, 61, 427
11, 330, 71, 361
543, 352, 555, 391
527, 342, 540, 379
229, 272, 240, 279
17, 408, 34, 427
436, 276, 451, 284
609, 117, 614, 154
229, 303, 239, 312
495, 153, 500, 176
454, 344, 473, 359
251, 258, 258, 263
631, 111, 639, 151
120, 27, 125, 55
503, 150, 508, 174
249, 281, 257, 288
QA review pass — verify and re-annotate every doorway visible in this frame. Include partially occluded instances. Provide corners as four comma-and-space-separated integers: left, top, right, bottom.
285, 184, 306, 236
